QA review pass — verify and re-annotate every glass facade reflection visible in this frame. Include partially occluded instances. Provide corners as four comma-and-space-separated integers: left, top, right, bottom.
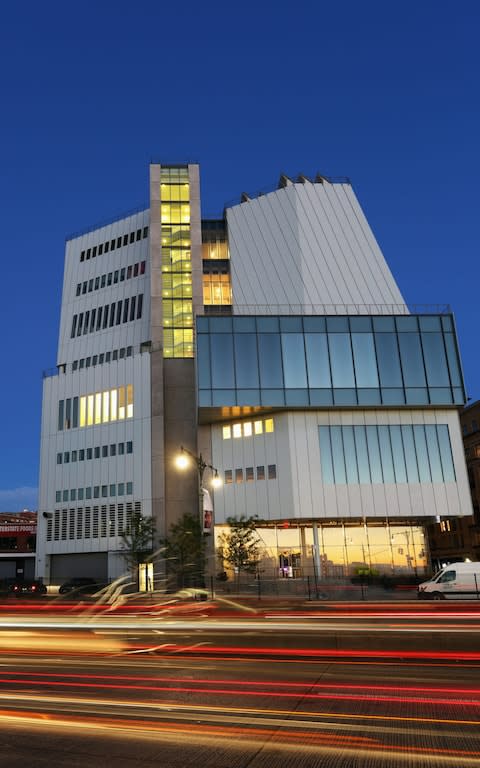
197, 315, 465, 407
319, 424, 455, 484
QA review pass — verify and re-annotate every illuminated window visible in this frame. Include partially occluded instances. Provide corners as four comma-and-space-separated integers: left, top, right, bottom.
95, 393, 102, 424
110, 389, 118, 421
235, 468, 243, 483
246, 467, 254, 482
243, 422, 252, 437
254, 420, 263, 435
79, 396, 86, 427
257, 466, 265, 480
102, 391, 109, 423
127, 385, 133, 418
118, 387, 126, 420
265, 418, 274, 433
233, 423, 242, 438
223, 425, 231, 440
225, 470, 233, 484
87, 395, 94, 426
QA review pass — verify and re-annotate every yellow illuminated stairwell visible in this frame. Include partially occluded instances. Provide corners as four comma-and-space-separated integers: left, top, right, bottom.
160, 167, 193, 358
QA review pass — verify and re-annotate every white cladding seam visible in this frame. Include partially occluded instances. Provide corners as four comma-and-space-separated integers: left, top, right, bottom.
226, 182, 407, 313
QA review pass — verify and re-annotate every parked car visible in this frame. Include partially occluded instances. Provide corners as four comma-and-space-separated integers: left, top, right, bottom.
9, 579, 47, 597
58, 577, 100, 595
418, 562, 480, 600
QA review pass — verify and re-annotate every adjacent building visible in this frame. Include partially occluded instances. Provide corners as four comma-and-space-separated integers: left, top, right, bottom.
0, 511, 37, 581
36, 165, 472, 585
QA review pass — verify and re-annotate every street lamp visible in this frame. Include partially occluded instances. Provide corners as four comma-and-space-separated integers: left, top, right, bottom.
175, 445, 222, 591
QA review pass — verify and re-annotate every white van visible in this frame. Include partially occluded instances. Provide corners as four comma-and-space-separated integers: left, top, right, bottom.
418, 562, 480, 600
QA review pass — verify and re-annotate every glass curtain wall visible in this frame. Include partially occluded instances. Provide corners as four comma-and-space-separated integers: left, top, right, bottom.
160, 167, 193, 358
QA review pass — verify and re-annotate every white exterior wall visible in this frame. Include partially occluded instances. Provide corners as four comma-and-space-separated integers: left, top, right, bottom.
226, 181, 407, 314
37, 211, 152, 583
211, 410, 472, 525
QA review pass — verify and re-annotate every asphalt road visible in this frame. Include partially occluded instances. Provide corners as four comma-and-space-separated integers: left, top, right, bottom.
0, 602, 479, 767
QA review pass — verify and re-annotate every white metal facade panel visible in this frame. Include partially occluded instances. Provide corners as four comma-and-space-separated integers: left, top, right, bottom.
226, 182, 407, 314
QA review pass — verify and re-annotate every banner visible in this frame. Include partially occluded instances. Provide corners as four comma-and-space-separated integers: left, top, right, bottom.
202, 488, 213, 534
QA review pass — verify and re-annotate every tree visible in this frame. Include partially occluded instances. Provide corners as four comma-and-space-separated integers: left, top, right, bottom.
163, 512, 206, 589
219, 516, 261, 586
119, 511, 156, 580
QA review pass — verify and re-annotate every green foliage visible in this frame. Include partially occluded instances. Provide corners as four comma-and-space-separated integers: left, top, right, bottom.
163, 512, 206, 588
119, 511, 156, 570
220, 515, 261, 575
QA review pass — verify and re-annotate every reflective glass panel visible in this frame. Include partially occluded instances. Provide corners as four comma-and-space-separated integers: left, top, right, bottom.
437, 424, 456, 482
421, 332, 450, 386
354, 426, 371, 483
330, 426, 346, 484
398, 333, 426, 386
375, 333, 403, 386
424, 425, 443, 482
211, 333, 235, 388
377, 427, 395, 483
413, 425, 431, 482
196, 335, 211, 389
258, 334, 283, 387
328, 334, 355, 387
281, 333, 307, 388
443, 333, 462, 387
319, 427, 334, 484
389, 426, 407, 483
305, 334, 331, 387
342, 426, 359, 483
351, 333, 379, 387
366, 426, 383, 482
401, 425, 419, 482
234, 334, 259, 388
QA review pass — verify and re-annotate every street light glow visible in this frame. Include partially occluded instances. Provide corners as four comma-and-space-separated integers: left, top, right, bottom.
175, 453, 189, 470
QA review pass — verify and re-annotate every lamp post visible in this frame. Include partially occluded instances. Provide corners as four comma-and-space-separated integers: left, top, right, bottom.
175, 445, 221, 594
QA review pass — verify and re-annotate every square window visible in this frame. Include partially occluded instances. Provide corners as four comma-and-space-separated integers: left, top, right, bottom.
98, 353, 104, 364
254, 420, 263, 435
235, 468, 243, 483
126, 482, 133, 495
119, 347, 125, 359
126, 441, 133, 454
80, 251, 85, 261
120, 268, 125, 281
94, 446, 100, 459
123, 234, 128, 246
127, 265, 132, 279
86, 448, 92, 460
112, 349, 118, 360
79, 359, 85, 369
56, 491, 61, 503
118, 442, 125, 455
72, 360, 78, 371
114, 270, 119, 284
105, 352, 111, 362
143, 226, 148, 238
105, 241, 110, 253
92, 355, 98, 366
94, 277, 100, 290
268, 464, 277, 479
79, 449, 85, 461
92, 246, 97, 258
102, 485, 108, 497
107, 273, 112, 286
129, 232, 135, 244
246, 467, 254, 482
140, 260, 146, 275
233, 424, 242, 438
118, 483, 124, 496
71, 450, 77, 462
98, 243, 103, 255
64, 452, 69, 463
265, 418, 274, 433
133, 263, 139, 277
76, 284, 81, 296
63, 490, 69, 502
102, 445, 108, 457
88, 279, 93, 292
110, 444, 116, 456
70, 489, 76, 501
225, 470, 233, 484
223, 425, 231, 440
136, 229, 141, 241
126, 346, 133, 357
94, 486, 100, 498
101, 274, 106, 288
86, 248, 91, 260
257, 465, 265, 480
57, 453, 62, 465
82, 282, 87, 294
110, 484, 116, 496
85, 487, 92, 499
117, 237, 122, 248
78, 488, 84, 501
243, 422, 252, 437
85, 356, 91, 368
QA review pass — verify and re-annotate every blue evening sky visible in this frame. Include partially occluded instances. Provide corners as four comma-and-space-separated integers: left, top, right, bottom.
0, 1, 478, 511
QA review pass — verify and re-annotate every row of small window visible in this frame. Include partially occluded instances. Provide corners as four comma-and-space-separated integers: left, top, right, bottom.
76, 261, 146, 296
70, 295, 144, 337
46, 501, 141, 542
55, 483, 133, 503
72, 346, 133, 372
57, 441, 133, 464
462, 420, 479, 435
225, 465, 277, 483
58, 386, 134, 430
223, 418, 274, 440
80, 228, 148, 262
